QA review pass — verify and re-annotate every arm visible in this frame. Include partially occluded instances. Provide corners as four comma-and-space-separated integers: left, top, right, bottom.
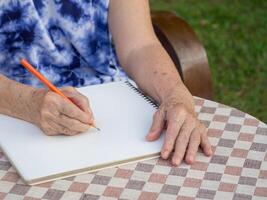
151, 11, 213, 99
0, 74, 92, 135
109, 0, 212, 165
109, 1, 189, 107
0, 74, 39, 123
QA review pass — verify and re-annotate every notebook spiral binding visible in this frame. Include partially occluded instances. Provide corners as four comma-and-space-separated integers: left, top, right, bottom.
125, 81, 159, 109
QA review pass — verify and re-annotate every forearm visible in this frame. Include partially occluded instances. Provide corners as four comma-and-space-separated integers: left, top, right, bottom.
0, 75, 40, 123
123, 42, 195, 113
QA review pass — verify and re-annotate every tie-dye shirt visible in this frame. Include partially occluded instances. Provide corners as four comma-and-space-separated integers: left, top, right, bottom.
0, 0, 127, 87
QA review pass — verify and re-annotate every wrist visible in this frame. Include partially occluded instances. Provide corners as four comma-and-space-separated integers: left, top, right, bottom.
0, 76, 43, 125
26, 88, 46, 125
12, 85, 39, 124
161, 84, 195, 115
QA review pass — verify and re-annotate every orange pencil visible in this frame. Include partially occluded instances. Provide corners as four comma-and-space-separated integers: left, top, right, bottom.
20, 58, 100, 131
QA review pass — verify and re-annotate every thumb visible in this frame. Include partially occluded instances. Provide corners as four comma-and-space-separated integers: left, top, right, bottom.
146, 109, 165, 141
68, 97, 94, 124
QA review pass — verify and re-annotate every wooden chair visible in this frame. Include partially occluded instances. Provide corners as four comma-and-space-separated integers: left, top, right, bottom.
152, 11, 213, 100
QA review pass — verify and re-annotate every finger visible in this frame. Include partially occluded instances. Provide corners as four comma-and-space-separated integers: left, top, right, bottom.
60, 87, 90, 112
61, 87, 94, 124
185, 128, 201, 164
47, 118, 80, 136
40, 123, 58, 136
53, 93, 92, 124
172, 118, 195, 166
161, 112, 186, 159
54, 114, 91, 133
41, 111, 80, 136
200, 127, 213, 156
146, 109, 165, 141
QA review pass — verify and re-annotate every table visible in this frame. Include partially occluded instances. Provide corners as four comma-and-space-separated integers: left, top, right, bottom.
0, 97, 266, 200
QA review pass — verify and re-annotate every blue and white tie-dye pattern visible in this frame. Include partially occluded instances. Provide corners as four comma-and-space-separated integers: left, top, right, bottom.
0, 0, 127, 87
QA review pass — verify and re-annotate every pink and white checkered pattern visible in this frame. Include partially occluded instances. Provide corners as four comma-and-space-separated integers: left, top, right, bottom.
0, 97, 266, 200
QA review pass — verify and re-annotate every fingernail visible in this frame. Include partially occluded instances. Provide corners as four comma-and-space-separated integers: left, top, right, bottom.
172, 158, 180, 166
162, 151, 169, 159
209, 149, 213, 155
146, 131, 156, 139
148, 131, 153, 135
188, 156, 194, 163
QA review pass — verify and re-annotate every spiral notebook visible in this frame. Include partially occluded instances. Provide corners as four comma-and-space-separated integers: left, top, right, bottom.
0, 81, 164, 185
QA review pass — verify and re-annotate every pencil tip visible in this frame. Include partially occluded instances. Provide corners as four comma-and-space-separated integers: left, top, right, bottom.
90, 123, 101, 132
94, 126, 101, 131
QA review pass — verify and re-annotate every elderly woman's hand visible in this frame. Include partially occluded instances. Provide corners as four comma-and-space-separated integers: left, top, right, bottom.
32, 87, 94, 136
146, 93, 213, 166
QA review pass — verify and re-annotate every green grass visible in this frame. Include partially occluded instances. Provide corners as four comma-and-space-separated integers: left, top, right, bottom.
150, 0, 267, 122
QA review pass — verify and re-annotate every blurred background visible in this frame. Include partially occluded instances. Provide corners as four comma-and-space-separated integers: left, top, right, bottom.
150, 0, 267, 122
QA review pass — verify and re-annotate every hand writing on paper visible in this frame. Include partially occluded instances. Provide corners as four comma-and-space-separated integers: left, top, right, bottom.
31, 87, 94, 136
146, 94, 213, 166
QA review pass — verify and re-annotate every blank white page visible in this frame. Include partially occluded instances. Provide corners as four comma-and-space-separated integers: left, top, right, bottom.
0, 81, 163, 185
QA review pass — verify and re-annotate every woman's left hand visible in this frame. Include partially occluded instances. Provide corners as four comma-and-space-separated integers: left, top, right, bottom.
146, 94, 213, 166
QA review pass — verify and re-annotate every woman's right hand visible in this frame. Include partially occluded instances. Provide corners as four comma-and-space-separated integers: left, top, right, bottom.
32, 87, 94, 136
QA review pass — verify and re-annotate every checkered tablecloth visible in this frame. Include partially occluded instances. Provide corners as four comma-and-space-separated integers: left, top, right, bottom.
0, 97, 266, 200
